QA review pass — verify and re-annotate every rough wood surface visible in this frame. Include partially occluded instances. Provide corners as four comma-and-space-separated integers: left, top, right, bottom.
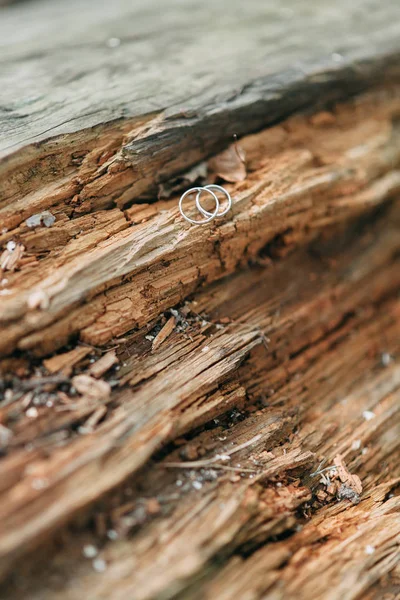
1, 0, 400, 597
1, 0, 400, 214
2, 203, 399, 598
2, 0, 400, 157
1, 90, 400, 357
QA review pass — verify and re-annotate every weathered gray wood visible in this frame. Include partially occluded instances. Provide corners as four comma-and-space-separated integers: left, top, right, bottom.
1, 0, 400, 163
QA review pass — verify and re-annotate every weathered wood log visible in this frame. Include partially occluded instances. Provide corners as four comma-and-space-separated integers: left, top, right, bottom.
2, 209, 400, 598
0, 0, 399, 598
1, 91, 400, 356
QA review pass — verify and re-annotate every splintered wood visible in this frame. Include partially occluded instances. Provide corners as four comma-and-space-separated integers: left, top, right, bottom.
0, 243, 25, 272
0, 90, 399, 599
1, 0, 400, 592
43, 347, 92, 375
334, 455, 363, 500
0, 91, 400, 356
0, 192, 399, 599
88, 351, 118, 378
151, 317, 176, 351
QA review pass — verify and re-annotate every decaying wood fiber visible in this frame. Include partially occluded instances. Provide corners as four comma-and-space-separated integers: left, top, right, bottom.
1, 199, 399, 598
0, 87, 398, 598
0, 0, 400, 594
1, 90, 400, 357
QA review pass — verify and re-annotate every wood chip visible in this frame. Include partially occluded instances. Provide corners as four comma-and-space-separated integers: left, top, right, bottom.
88, 350, 118, 378
71, 375, 111, 402
146, 498, 161, 515
0, 242, 25, 271
326, 483, 337, 496
316, 489, 328, 502
43, 346, 92, 375
333, 455, 362, 495
0, 424, 12, 448
208, 143, 246, 182
79, 406, 107, 433
152, 316, 176, 351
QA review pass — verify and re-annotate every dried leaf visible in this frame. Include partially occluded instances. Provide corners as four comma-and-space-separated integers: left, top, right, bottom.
208, 143, 246, 183
71, 374, 111, 402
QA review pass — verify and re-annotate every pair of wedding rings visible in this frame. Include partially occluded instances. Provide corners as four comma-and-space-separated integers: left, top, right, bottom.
179, 184, 232, 225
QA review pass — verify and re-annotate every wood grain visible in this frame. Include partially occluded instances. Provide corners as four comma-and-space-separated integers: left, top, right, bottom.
1, 204, 399, 597
1, 1, 400, 596
1, 90, 399, 357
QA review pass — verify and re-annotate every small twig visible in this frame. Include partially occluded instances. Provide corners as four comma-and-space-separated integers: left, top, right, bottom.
17, 375, 70, 391
207, 464, 258, 474
163, 458, 223, 469
55, 404, 85, 412
162, 462, 258, 474
226, 434, 263, 455
162, 433, 262, 470
310, 465, 338, 477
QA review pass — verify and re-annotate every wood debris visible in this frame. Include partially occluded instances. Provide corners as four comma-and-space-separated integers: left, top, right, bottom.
43, 346, 93, 375
315, 455, 363, 505
0, 241, 25, 271
79, 406, 107, 434
88, 350, 118, 378
152, 316, 176, 351
71, 374, 111, 402
334, 455, 363, 495
334, 454, 363, 504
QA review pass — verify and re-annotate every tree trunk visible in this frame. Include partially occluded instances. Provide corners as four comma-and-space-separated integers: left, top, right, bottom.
0, 1, 399, 598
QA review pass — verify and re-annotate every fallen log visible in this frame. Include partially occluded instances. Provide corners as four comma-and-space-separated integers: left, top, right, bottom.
0, 0, 399, 598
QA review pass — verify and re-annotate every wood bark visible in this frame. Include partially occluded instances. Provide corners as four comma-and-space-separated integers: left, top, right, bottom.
0, 0, 399, 598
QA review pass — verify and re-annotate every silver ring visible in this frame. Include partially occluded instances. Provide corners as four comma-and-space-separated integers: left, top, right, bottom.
179, 187, 219, 225
195, 184, 232, 218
